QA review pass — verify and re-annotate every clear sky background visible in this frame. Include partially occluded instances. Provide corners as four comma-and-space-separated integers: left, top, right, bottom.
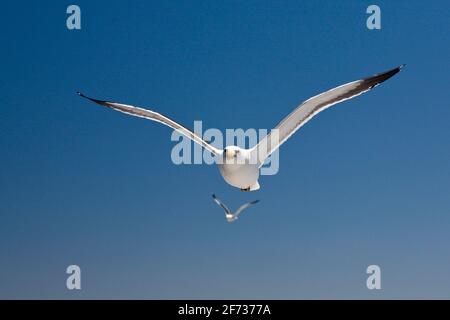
1, 1, 449, 299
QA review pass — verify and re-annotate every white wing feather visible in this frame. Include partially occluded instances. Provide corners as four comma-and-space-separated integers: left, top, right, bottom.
212, 194, 231, 215
252, 65, 405, 166
78, 92, 221, 156
234, 200, 260, 217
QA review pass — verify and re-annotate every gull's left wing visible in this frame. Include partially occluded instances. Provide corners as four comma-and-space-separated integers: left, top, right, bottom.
234, 200, 260, 218
77, 92, 222, 156
251, 65, 405, 166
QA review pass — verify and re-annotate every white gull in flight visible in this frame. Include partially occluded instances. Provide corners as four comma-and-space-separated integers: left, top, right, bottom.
212, 194, 259, 223
78, 65, 405, 191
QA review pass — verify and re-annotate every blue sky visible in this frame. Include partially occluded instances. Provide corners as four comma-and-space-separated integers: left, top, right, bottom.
0, 1, 449, 299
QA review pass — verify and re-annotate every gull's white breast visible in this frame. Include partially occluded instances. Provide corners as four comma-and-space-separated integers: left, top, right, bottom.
217, 148, 260, 189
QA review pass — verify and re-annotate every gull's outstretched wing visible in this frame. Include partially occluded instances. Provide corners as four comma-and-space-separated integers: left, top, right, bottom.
234, 199, 260, 218
77, 92, 222, 156
251, 65, 405, 166
212, 194, 231, 215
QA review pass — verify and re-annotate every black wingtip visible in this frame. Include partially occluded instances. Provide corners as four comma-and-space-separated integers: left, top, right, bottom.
364, 64, 405, 89
212, 194, 216, 199
76, 91, 94, 102
76, 92, 110, 107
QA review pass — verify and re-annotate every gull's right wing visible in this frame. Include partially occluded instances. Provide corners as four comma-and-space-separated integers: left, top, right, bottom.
212, 194, 231, 215
77, 92, 222, 156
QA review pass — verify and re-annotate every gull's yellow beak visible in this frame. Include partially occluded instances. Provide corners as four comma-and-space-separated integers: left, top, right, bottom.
225, 149, 236, 160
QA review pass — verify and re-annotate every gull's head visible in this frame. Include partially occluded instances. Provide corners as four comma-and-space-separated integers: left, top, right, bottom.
224, 146, 241, 161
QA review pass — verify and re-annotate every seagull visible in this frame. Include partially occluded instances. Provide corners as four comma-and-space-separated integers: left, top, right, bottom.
78, 65, 404, 191
212, 194, 259, 222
